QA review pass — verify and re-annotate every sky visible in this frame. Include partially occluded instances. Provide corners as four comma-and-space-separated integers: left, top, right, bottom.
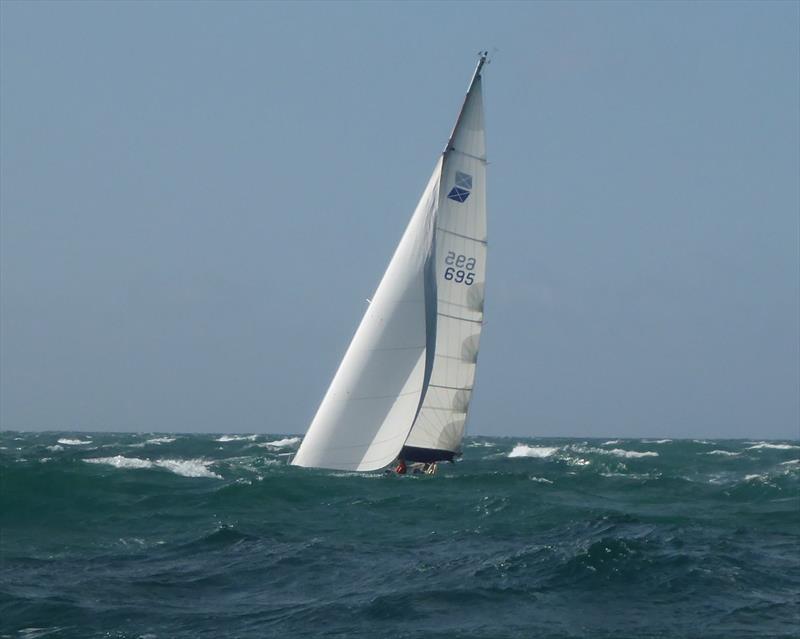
1, 1, 798, 439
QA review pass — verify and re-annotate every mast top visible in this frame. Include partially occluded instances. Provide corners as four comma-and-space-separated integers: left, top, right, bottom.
469, 50, 489, 90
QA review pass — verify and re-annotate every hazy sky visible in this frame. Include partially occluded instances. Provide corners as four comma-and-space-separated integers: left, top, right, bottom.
1, 1, 798, 439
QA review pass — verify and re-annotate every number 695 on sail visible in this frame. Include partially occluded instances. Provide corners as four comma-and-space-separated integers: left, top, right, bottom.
444, 251, 476, 285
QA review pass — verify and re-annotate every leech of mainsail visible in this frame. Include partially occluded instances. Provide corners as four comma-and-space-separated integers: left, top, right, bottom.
292, 55, 488, 471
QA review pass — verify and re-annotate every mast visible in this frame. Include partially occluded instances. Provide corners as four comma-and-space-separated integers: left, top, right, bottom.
445, 51, 489, 154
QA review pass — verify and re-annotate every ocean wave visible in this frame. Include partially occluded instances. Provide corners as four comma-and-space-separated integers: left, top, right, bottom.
85, 455, 152, 470
155, 459, 222, 479
327, 471, 384, 479
780, 459, 800, 466
601, 440, 622, 445
146, 436, 176, 445
705, 450, 740, 456
566, 457, 591, 466
529, 476, 553, 484
508, 445, 559, 458
642, 439, 672, 444
45, 444, 64, 452
257, 436, 301, 448
215, 434, 258, 442
572, 445, 658, 459
746, 442, 800, 451
84, 456, 221, 479
57, 438, 92, 445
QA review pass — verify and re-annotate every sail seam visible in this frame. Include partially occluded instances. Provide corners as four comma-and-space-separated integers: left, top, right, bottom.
428, 383, 473, 391
437, 311, 483, 324
435, 227, 487, 245
433, 353, 477, 363
447, 148, 487, 163
344, 389, 422, 402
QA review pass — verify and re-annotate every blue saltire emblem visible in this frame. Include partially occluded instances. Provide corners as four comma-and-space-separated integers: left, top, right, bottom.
447, 171, 473, 203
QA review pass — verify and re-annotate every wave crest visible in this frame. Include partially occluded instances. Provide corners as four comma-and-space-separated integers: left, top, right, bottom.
508, 445, 559, 458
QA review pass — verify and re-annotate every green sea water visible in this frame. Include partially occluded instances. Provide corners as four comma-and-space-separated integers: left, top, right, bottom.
1, 432, 798, 638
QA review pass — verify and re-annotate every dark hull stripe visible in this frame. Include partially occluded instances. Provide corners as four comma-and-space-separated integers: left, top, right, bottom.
400, 445, 457, 463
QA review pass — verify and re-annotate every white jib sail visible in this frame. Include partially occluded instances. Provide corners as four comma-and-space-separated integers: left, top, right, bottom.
292, 56, 487, 471
291, 161, 442, 471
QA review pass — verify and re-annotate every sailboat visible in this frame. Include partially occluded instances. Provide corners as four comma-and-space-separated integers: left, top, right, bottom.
292, 53, 489, 472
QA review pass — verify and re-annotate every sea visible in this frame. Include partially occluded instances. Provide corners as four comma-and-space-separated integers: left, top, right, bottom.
1, 432, 798, 639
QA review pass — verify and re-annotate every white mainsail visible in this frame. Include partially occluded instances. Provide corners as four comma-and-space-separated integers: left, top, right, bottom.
292, 55, 488, 471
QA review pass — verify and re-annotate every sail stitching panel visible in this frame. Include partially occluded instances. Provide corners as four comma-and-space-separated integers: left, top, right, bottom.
435, 227, 487, 244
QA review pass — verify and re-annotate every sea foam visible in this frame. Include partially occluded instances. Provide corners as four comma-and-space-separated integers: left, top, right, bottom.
85, 455, 153, 470
508, 445, 559, 458
84, 456, 221, 479
746, 443, 800, 451
57, 438, 92, 446
258, 437, 301, 448
215, 434, 258, 442
573, 445, 659, 459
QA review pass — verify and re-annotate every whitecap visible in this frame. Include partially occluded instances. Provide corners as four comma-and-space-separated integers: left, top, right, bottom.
780, 459, 800, 466
744, 474, 765, 482
508, 445, 559, 458
606, 448, 658, 458
146, 437, 176, 445
39, 457, 52, 463
642, 439, 672, 444
85, 455, 153, 470
705, 450, 740, 456
601, 440, 621, 446
529, 476, 553, 484
215, 434, 258, 442
84, 455, 222, 479
257, 436, 301, 448
154, 459, 221, 479
46, 444, 64, 452
327, 471, 384, 479
572, 445, 658, 459
57, 438, 92, 446
746, 442, 800, 451
566, 457, 592, 466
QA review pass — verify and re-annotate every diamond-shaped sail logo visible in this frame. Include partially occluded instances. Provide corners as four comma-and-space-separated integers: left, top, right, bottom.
447, 186, 470, 203
455, 171, 473, 190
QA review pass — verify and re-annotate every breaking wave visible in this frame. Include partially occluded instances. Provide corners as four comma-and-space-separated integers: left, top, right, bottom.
84, 456, 221, 479
258, 436, 302, 448
215, 434, 258, 442
746, 442, 800, 451
508, 445, 559, 458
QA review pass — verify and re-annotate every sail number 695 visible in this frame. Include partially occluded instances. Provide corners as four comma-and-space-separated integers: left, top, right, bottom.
444, 251, 476, 286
